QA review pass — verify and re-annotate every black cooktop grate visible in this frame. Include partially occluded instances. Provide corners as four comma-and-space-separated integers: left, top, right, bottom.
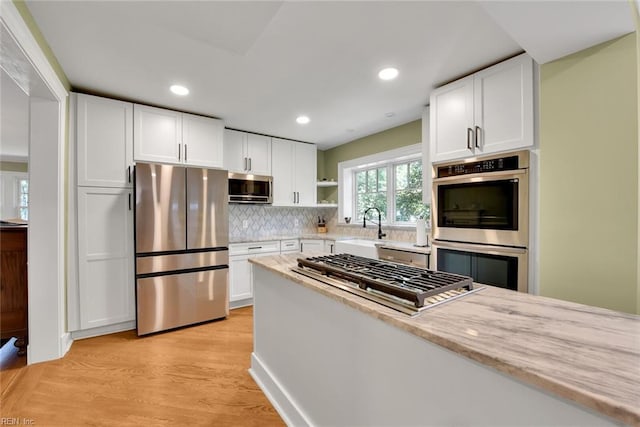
297, 253, 473, 308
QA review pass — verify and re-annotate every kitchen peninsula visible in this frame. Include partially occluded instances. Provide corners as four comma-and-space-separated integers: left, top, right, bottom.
249, 253, 640, 427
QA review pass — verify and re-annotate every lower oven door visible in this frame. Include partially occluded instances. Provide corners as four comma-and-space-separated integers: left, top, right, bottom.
432, 240, 527, 292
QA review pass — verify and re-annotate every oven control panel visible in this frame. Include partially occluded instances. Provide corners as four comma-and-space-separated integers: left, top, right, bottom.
437, 154, 520, 178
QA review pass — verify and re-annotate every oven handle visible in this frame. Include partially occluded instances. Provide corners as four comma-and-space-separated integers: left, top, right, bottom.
432, 168, 527, 183
433, 240, 527, 255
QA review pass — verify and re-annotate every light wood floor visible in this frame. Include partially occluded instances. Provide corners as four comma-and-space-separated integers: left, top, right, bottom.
0, 307, 284, 426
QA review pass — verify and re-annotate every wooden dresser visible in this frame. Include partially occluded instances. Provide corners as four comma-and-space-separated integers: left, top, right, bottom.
0, 226, 28, 355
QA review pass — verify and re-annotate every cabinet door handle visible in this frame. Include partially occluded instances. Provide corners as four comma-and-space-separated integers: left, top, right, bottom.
467, 128, 473, 150
300, 243, 304, 252
178, 143, 182, 161
128, 166, 131, 183
248, 246, 262, 250
244, 157, 248, 171
475, 126, 481, 149
248, 158, 252, 171
184, 144, 188, 162
293, 192, 296, 204
128, 193, 132, 211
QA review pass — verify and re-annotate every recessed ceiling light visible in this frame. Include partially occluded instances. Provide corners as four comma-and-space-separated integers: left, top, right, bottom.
170, 84, 189, 96
378, 67, 399, 81
296, 115, 310, 124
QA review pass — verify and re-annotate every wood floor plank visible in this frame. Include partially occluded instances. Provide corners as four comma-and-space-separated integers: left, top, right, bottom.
0, 307, 284, 426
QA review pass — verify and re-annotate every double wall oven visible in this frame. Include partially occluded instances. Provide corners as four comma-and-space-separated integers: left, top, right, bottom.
431, 151, 529, 292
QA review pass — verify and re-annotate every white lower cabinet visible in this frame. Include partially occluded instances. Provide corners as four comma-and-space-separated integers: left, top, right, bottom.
74, 187, 135, 331
229, 241, 280, 308
280, 239, 300, 253
324, 240, 335, 254
300, 239, 324, 253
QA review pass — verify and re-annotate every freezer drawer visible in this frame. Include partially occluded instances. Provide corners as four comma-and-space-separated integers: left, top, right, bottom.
136, 250, 228, 275
136, 268, 228, 335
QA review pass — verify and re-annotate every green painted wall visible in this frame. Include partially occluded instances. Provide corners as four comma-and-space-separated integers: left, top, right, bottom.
322, 120, 422, 179
321, 120, 422, 201
0, 162, 28, 172
539, 32, 638, 314
13, 1, 71, 91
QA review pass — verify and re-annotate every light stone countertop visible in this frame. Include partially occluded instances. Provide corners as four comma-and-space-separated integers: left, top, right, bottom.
249, 253, 640, 426
230, 233, 366, 244
375, 240, 431, 254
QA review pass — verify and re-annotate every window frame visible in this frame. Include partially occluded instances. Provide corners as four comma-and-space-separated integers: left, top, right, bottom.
0, 171, 28, 220
338, 143, 426, 227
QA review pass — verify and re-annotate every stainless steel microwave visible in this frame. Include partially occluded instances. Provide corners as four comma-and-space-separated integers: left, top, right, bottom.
228, 172, 273, 204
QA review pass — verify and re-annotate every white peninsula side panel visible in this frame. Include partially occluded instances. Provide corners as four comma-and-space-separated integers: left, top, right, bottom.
249, 266, 619, 427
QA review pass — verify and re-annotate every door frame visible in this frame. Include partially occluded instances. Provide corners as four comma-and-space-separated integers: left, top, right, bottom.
1, 1, 70, 363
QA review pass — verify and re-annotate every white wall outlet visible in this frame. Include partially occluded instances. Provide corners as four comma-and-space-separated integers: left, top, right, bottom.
242, 220, 248, 229
294, 219, 299, 227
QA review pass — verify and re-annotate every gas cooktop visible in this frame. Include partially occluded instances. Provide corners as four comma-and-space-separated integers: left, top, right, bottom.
292, 253, 481, 316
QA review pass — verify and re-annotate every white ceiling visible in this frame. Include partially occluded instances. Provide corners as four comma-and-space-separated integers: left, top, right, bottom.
23, 1, 636, 150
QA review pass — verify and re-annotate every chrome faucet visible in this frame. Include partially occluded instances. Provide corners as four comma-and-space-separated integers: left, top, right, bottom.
363, 207, 386, 240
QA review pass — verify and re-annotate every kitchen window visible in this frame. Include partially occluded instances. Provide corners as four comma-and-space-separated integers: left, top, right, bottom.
18, 178, 29, 220
0, 172, 28, 221
339, 144, 429, 226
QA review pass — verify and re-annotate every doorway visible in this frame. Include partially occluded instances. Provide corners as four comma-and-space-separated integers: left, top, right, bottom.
1, 2, 69, 364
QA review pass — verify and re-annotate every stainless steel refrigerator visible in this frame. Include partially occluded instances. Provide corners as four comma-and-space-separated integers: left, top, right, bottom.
134, 162, 229, 335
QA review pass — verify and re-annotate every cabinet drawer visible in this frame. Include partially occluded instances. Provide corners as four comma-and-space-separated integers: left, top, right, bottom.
229, 241, 280, 256
281, 239, 300, 252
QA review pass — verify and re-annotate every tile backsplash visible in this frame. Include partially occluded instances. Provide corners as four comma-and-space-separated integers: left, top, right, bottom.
229, 204, 419, 243
229, 205, 338, 241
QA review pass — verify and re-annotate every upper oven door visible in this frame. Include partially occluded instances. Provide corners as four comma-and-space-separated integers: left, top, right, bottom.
432, 169, 528, 247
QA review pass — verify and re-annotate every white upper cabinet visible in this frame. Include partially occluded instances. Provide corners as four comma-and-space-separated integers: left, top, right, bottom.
271, 139, 294, 205
430, 53, 534, 163
182, 113, 224, 168
473, 54, 534, 154
134, 104, 182, 164
271, 138, 317, 207
223, 129, 272, 175
134, 104, 224, 167
430, 77, 475, 162
75, 93, 133, 187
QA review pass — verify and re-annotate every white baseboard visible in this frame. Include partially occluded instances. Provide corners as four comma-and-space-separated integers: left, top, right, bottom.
249, 352, 311, 427
70, 321, 135, 340
230, 298, 253, 310
61, 332, 73, 356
